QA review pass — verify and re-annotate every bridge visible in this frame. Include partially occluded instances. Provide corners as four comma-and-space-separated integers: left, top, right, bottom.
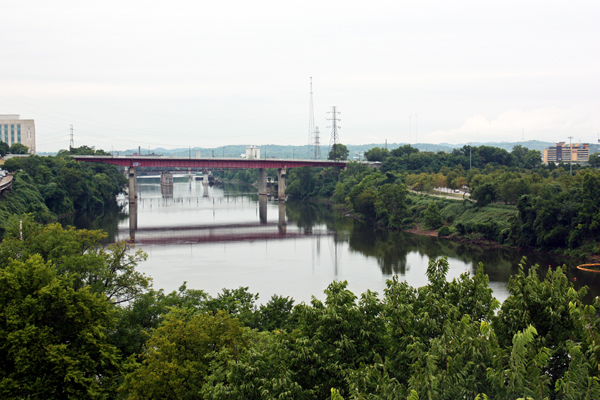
72, 156, 369, 205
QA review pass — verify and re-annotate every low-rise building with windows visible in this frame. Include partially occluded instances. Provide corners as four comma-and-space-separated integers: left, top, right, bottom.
0, 115, 36, 154
543, 141, 588, 164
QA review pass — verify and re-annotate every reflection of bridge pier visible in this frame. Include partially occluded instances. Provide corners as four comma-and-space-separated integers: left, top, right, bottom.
278, 201, 286, 233
129, 203, 137, 241
259, 194, 267, 224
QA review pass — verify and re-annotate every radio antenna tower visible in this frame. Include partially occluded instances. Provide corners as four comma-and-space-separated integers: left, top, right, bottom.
308, 77, 316, 158
69, 124, 74, 150
327, 106, 341, 159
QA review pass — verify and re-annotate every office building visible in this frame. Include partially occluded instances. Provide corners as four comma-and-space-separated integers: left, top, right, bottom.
0, 115, 36, 154
543, 142, 588, 164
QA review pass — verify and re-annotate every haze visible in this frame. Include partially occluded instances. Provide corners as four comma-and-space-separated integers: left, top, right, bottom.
1, 0, 598, 153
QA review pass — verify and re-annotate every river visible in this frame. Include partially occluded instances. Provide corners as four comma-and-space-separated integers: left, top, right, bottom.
71, 175, 600, 304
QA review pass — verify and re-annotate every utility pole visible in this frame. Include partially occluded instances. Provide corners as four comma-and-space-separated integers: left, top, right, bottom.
327, 106, 341, 159
409, 116, 411, 144
69, 124, 74, 150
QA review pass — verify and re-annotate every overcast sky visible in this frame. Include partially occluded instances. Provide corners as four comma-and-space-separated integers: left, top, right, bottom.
1, 0, 598, 153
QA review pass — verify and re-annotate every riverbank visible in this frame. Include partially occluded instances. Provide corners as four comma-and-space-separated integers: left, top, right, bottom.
317, 195, 594, 263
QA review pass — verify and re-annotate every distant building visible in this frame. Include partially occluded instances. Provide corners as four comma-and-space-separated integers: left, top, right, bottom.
0, 115, 36, 154
246, 146, 260, 159
543, 142, 589, 164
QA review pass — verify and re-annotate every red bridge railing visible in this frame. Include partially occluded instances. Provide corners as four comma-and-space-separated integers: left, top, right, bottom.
72, 156, 350, 169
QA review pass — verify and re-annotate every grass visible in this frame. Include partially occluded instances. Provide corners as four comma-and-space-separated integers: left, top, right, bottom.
407, 193, 518, 241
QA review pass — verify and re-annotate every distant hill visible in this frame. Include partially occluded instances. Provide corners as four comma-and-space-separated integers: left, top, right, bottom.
38, 140, 600, 159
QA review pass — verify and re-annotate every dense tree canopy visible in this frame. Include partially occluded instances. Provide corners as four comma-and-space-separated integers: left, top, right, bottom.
8, 143, 28, 155
328, 143, 349, 160
0, 148, 127, 235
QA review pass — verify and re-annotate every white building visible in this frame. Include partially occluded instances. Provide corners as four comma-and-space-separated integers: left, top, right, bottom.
246, 146, 260, 159
0, 115, 36, 154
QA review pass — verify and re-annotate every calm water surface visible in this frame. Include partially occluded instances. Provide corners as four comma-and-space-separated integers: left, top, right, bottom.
72, 176, 600, 304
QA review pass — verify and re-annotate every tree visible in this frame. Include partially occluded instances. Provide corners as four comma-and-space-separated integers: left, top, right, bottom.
364, 147, 390, 162
328, 143, 349, 160
493, 260, 587, 389
121, 309, 250, 400
0, 215, 150, 304
375, 183, 408, 228
423, 201, 443, 229
0, 255, 121, 399
589, 152, 600, 168
8, 143, 28, 154
0, 141, 8, 157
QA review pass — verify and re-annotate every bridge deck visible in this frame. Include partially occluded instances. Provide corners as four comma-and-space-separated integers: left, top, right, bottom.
73, 155, 350, 169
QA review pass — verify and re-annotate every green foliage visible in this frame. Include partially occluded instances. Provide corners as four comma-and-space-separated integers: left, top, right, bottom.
8, 143, 28, 154
0, 254, 121, 399
121, 309, 250, 400
364, 146, 390, 162
0, 141, 8, 157
0, 153, 127, 236
423, 202, 443, 229
329, 143, 350, 160
493, 258, 587, 392
437, 225, 452, 236
0, 215, 150, 304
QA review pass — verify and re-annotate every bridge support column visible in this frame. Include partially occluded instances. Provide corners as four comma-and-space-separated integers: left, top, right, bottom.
277, 168, 286, 201
259, 194, 267, 224
128, 167, 137, 205
258, 168, 267, 195
160, 171, 173, 186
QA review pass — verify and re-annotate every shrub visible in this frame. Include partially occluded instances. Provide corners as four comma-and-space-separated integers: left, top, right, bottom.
438, 226, 452, 236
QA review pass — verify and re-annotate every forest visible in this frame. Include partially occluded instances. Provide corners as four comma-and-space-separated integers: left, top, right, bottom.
285, 144, 600, 258
0, 146, 126, 236
0, 215, 599, 399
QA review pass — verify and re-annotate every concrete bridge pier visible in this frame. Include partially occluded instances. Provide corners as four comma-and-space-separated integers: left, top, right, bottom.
202, 174, 209, 185
259, 194, 267, 224
277, 168, 286, 201
128, 167, 137, 205
160, 171, 173, 186
258, 168, 267, 195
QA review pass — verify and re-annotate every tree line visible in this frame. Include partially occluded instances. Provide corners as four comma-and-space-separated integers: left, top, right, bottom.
1, 216, 599, 399
0, 146, 126, 236
286, 144, 600, 257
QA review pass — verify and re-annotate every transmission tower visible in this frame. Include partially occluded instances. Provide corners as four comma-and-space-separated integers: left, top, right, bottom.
70, 124, 74, 150
314, 126, 321, 159
308, 77, 315, 157
327, 106, 341, 159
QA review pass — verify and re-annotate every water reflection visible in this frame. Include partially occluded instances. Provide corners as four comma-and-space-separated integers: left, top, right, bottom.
70, 179, 599, 304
